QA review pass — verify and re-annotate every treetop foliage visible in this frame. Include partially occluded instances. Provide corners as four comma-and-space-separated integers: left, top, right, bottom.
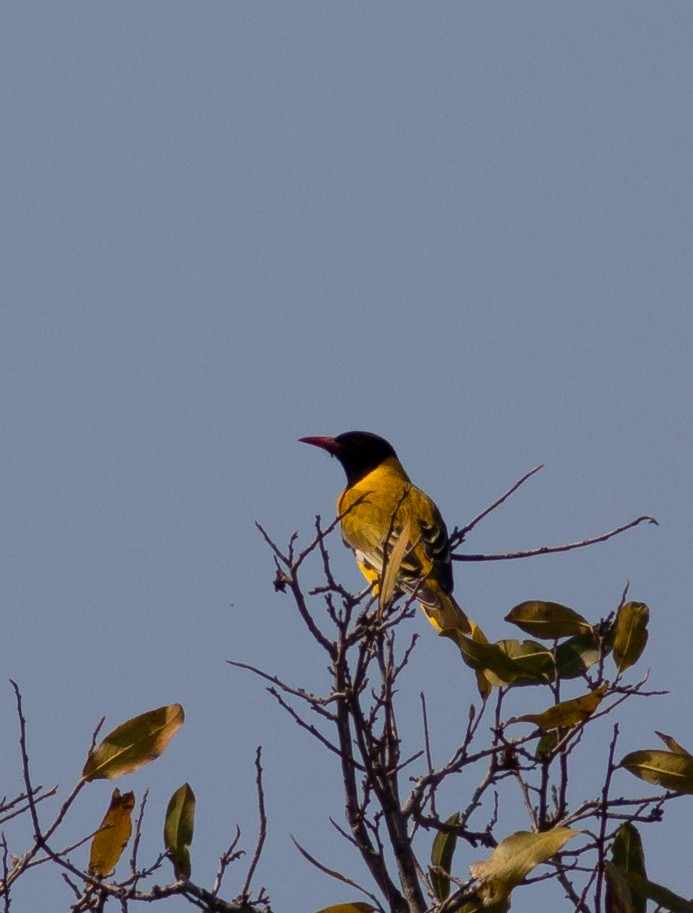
2, 470, 688, 912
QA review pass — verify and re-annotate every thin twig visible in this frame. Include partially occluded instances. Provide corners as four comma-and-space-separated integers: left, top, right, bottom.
228, 660, 337, 719
452, 515, 658, 562
11, 681, 42, 843
0, 785, 58, 827
1, 834, 10, 913
290, 835, 381, 904
449, 464, 545, 548
594, 725, 619, 913
212, 825, 243, 897
419, 694, 436, 822
240, 748, 267, 902
129, 789, 149, 879
266, 687, 349, 762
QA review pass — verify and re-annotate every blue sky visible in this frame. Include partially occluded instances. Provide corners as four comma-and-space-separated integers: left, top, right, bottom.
2, 4, 692, 910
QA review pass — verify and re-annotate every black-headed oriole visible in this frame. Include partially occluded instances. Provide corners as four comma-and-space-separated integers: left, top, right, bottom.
300, 431, 471, 635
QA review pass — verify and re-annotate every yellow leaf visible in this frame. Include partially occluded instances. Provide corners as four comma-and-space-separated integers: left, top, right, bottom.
470, 828, 578, 905
655, 731, 693, 757
456, 901, 510, 913
620, 749, 693, 793
379, 520, 411, 608
509, 684, 607, 731
164, 783, 195, 880
505, 601, 593, 639
311, 905, 375, 913
82, 704, 185, 781
89, 788, 135, 876
613, 602, 649, 673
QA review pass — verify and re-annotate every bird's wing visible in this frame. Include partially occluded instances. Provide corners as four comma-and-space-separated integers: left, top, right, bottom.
406, 487, 455, 596
340, 494, 424, 583
339, 477, 454, 603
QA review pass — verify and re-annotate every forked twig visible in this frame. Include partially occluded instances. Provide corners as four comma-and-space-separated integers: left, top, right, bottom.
449, 464, 545, 548
212, 826, 243, 897
453, 515, 657, 562
448, 462, 656, 562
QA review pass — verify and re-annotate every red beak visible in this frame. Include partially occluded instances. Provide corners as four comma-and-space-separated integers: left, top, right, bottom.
299, 435, 340, 455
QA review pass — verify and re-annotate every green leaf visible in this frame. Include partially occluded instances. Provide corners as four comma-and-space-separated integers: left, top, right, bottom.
626, 871, 693, 912
656, 732, 693, 757
613, 602, 649, 672
610, 823, 647, 913
620, 749, 693, 793
430, 812, 460, 901
451, 633, 554, 686
554, 631, 602, 679
505, 601, 593, 639
89, 788, 135, 875
164, 782, 195, 880
495, 640, 555, 683
604, 861, 637, 913
463, 623, 495, 700
82, 704, 185, 781
509, 684, 607, 731
470, 828, 578, 905
452, 634, 520, 683
535, 730, 560, 758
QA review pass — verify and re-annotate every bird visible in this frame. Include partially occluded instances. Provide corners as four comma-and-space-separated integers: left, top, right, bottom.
299, 431, 472, 635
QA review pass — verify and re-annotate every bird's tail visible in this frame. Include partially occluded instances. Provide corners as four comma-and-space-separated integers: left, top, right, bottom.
419, 591, 473, 636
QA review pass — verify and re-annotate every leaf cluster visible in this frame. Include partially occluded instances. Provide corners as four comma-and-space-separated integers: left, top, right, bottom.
2, 694, 269, 912
245, 515, 688, 913
0, 483, 684, 913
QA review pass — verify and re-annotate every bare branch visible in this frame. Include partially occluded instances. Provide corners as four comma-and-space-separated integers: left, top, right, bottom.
266, 686, 348, 761
0, 785, 58, 827
228, 660, 337, 720
449, 463, 544, 548
212, 825, 243, 897
11, 680, 43, 844
594, 724, 619, 913
290, 835, 381, 905
453, 514, 658, 562
128, 789, 149, 882
240, 748, 267, 902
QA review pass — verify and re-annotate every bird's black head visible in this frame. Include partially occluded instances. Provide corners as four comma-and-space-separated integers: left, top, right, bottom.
299, 430, 397, 486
